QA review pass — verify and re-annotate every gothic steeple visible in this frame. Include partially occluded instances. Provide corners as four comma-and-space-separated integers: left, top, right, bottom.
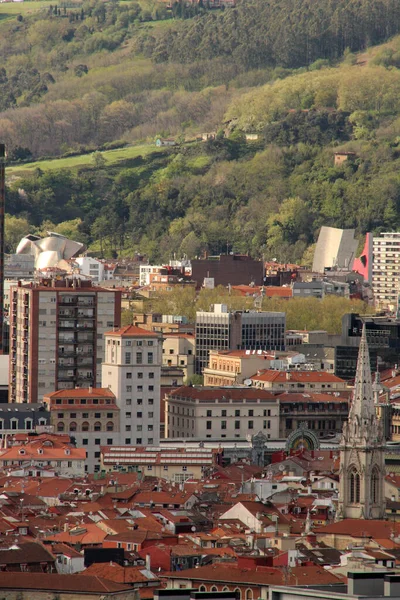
341, 324, 383, 446
337, 323, 386, 520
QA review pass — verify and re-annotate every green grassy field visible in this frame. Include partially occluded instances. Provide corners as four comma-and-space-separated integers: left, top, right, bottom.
6, 144, 163, 177
0, 0, 57, 21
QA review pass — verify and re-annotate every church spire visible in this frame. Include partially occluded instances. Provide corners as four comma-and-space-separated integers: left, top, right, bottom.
341, 323, 383, 446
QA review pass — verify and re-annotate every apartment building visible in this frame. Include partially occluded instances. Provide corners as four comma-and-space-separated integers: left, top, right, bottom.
250, 370, 347, 392
162, 333, 195, 381
43, 388, 120, 473
100, 445, 220, 482
372, 232, 400, 309
278, 392, 349, 438
195, 304, 285, 374
102, 325, 163, 446
9, 279, 121, 403
203, 349, 306, 386
164, 386, 280, 440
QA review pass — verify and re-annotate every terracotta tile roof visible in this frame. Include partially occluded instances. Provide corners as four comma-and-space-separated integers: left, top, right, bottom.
161, 563, 341, 586
0, 571, 131, 592
251, 370, 345, 383
45, 523, 108, 545
51, 543, 83, 558
167, 386, 278, 401
315, 519, 400, 538
277, 392, 349, 403
105, 325, 161, 337
0, 542, 55, 565
83, 562, 159, 584
265, 287, 293, 298
44, 388, 116, 399
104, 531, 166, 543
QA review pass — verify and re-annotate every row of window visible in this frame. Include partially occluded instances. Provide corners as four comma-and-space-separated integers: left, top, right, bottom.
205, 409, 272, 417
57, 412, 115, 419
57, 421, 114, 432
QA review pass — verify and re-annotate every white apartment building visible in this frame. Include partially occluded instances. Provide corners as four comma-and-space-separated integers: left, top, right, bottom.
102, 325, 162, 446
372, 232, 400, 310
164, 386, 280, 440
139, 265, 163, 287
9, 279, 121, 403
162, 333, 195, 381
75, 257, 116, 282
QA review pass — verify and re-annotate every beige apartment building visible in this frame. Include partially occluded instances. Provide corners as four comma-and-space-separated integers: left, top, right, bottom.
165, 386, 280, 440
100, 444, 220, 482
101, 325, 163, 446
203, 349, 298, 386
43, 387, 121, 473
162, 333, 195, 381
9, 279, 121, 403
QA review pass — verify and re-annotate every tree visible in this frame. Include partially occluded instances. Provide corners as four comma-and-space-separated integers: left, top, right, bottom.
5, 214, 30, 253
92, 151, 106, 169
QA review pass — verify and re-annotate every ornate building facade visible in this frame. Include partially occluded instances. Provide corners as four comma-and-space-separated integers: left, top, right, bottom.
337, 325, 386, 520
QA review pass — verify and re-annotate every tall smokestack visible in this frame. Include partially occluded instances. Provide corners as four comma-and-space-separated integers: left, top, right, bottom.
0, 144, 5, 354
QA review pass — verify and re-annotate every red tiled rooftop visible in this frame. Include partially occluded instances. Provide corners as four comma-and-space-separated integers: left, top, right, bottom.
167, 386, 278, 401
105, 325, 161, 337
251, 370, 345, 383
44, 388, 116, 399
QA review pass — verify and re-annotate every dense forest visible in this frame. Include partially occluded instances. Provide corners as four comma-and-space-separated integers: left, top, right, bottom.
3, 0, 400, 262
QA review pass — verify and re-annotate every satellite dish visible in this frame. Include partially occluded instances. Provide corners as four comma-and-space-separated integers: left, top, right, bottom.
244, 379, 252, 386
279, 464, 285, 471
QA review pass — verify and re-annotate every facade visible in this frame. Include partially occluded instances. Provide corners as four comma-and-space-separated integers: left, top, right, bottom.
162, 333, 195, 381
75, 257, 106, 282
9, 279, 121, 403
164, 386, 280, 440
100, 445, 220, 482
312, 226, 358, 273
191, 254, 264, 289
195, 304, 285, 374
372, 232, 400, 310
0, 433, 86, 477
337, 325, 386, 520
43, 388, 120, 473
0, 403, 50, 441
102, 325, 163, 446
279, 393, 349, 438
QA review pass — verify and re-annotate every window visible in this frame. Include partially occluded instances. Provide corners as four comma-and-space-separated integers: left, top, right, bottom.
148, 438, 153, 444
235, 421, 240, 430
148, 425, 153, 431
82, 439, 88, 445
169, 349, 174, 354
94, 413, 101, 419
136, 352, 143, 364
94, 438, 100, 445
148, 352, 153, 364
107, 438, 113, 445
248, 410, 254, 416
206, 410, 212, 417
221, 410, 227, 417
149, 372, 154, 379
137, 425, 142, 431
82, 422, 89, 431
148, 412, 153, 418
235, 409, 240, 417
125, 438, 131, 444
149, 399, 154, 405
137, 412, 142, 418
248, 420, 254, 429
95, 452, 100, 458
148, 385, 154, 391
107, 413, 113, 419
106, 422, 114, 431
125, 353, 131, 364
371, 467, 380, 504
138, 372, 143, 379
148, 341, 153, 347
126, 373, 132, 379
221, 421, 227, 430
137, 385, 143, 392
94, 422, 101, 432
126, 412, 131, 418
136, 438, 142, 444
206, 421, 212, 430
58, 413, 64, 419
82, 413, 88, 419
126, 399, 132, 406
349, 468, 360, 504
126, 425, 131, 431
69, 422, 77, 432
126, 386, 132, 392
57, 422, 65, 432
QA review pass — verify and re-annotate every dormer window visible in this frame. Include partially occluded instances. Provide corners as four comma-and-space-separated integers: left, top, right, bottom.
65, 449, 71, 456
19, 449, 25, 456
37, 448, 43, 455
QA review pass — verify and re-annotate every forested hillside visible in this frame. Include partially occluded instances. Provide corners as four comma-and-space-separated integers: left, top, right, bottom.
3, 0, 400, 263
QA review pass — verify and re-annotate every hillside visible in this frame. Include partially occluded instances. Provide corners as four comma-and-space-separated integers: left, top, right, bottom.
3, 0, 400, 263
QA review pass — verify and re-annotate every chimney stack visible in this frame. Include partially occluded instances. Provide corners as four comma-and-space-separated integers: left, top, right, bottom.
0, 144, 5, 353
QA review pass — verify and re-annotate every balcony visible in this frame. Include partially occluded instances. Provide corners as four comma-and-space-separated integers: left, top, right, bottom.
58, 297, 78, 306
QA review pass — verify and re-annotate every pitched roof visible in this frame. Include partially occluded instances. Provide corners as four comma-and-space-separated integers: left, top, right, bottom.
0, 542, 55, 565
250, 370, 345, 383
0, 572, 131, 592
315, 519, 400, 538
167, 386, 278, 401
161, 563, 341, 586
104, 325, 160, 338
82, 562, 159, 584
44, 388, 116, 399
